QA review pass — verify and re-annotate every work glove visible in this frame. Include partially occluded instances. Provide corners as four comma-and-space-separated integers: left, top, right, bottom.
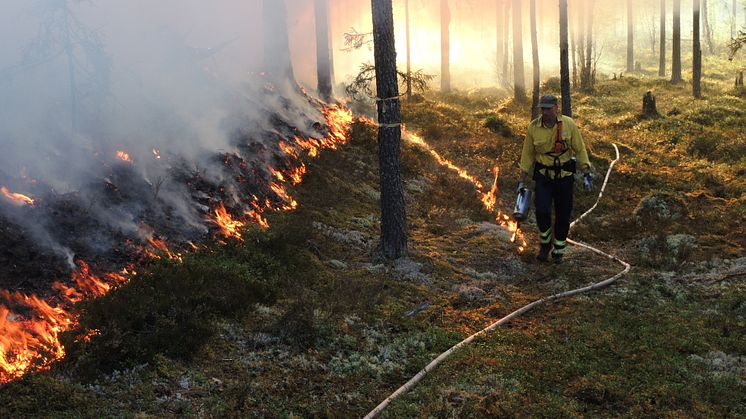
583, 173, 593, 192
516, 181, 526, 194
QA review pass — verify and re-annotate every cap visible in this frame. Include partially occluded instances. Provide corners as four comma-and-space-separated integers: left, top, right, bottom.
537, 94, 558, 108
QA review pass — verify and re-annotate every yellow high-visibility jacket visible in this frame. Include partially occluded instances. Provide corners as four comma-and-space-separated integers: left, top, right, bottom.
519, 115, 591, 179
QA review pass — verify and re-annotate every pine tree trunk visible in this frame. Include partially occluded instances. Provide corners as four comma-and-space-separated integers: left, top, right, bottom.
672, 0, 682, 83
530, 0, 540, 119
405, 0, 412, 100
371, 0, 407, 259
560, 0, 572, 117
659, 0, 666, 76
627, 0, 634, 72
693, 0, 702, 98
733, 0, 737, 39
577, 0, 585, 84
512, 0, 525, 101
503, 0, 511, 87
315, 0, 332, 101
441, 0, 451, 93
570, 0, 577, 87
263, 0, 296, 85
496, 0, 503, 85
583, 2, 593, 91
702, 0, 714, 54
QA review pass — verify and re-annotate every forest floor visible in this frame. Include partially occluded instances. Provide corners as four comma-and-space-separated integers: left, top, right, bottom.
1, 56, 745, 417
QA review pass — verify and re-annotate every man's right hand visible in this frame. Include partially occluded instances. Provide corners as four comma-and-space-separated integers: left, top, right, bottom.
516, 182, 526, 194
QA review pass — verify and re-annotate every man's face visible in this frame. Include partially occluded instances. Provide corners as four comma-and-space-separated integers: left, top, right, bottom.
541, 105, 558, 121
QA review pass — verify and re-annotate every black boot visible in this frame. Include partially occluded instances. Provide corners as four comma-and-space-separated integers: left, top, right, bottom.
552, 251, 564, 264
536, 243, 551, 262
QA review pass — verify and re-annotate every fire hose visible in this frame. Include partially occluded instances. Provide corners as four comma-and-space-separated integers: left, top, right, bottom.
365, 144, 630, 418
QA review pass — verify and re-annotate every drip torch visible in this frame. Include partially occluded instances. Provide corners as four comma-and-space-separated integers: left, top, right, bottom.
512, 186, 532, 228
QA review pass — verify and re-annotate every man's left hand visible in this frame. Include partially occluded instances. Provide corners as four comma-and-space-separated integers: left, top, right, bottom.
583, 173, 593, 192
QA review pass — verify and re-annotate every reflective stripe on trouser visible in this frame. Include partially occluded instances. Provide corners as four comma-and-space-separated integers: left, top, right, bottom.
552, 239, 567, 256
539, 228, 553, 244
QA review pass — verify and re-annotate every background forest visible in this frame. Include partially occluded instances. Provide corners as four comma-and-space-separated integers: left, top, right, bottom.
0, 0, 744, 417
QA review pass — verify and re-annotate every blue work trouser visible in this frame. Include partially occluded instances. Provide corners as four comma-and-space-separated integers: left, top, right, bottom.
534, 174, 574, 247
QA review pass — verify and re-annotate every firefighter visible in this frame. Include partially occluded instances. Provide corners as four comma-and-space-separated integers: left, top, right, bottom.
516, 94, 593, 264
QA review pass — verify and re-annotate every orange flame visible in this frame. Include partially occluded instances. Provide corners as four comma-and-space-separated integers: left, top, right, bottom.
1, 260, 130, 383
116, 150, 132, 162
270, 183, 298, 211
0, 103, 355, 384
395, 127, 528, 253
404, 131, 484, 190
1, 186, 35, 206
146, 238, 183, 262
279, 141, 299, 159
323, 105, 354, 143
212, 203, 245, 240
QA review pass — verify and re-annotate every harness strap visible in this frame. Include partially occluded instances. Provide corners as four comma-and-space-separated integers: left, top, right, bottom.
535, 119, 574, 179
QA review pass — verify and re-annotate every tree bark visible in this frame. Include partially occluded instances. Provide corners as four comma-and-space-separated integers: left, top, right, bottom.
570, 0, 577, 87
371, 0, 407, 259
659, 0, 666, 76
405, 0, 412, 100
530, 0, 540, 118
627, 0, 634, 72
672, 0, 682, 83
512, 0, 525, 101
693, 0, 702, 98
315, 0, 332, 101
702, 0, 714, 54
441, 0, 451, 93
560, 0, 572, 116
733, 0, 737, 39
503, 0, 511, 88
496, 0, 503, 85
577, 0, 586, 87
581, 1, 594, 91
263, 0, 296, 86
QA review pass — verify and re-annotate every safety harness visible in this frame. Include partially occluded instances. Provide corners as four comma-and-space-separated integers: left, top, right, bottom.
534, 119, 576, 180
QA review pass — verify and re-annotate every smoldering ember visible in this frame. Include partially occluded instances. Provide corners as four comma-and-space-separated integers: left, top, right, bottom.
0, 0, 744, 417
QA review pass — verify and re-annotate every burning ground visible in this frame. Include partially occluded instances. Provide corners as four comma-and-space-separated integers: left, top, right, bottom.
0, 85, 353, 384
1, 72, 745, 416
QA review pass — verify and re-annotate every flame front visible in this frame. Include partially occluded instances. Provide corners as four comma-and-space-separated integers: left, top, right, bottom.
0, 103, 355, 384
212, 203, 246, 241
399, 128, 527, 253
0, 261, 130, 383
1, 186, 35, 206
404, 131, 484, 190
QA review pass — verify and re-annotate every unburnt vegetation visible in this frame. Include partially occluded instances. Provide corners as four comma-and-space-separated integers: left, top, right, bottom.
1, 61, 745, 417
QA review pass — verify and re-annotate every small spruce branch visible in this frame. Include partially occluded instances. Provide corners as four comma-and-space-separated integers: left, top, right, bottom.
344, 62, 434, 101
728, 31, 746, 61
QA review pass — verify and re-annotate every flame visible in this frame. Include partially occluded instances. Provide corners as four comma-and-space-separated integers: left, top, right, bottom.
244, 209, 270, 229
212, 203, 245, 240
146, 238, 183, 262
116, 150, 132, 162
0, 103, 355, 384
394, 126, 528, 253
1, 260, 131, 383
152, 148, 161, 159
279, 141, 299, 159
323, 105, 354, 143
404, 131, 484, 190
1, 186, 35, 206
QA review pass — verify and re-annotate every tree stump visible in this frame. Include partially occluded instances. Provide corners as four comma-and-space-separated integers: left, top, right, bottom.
635, 61, 642, 71
642, 91, 658, 117
737, 71, 744, 87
